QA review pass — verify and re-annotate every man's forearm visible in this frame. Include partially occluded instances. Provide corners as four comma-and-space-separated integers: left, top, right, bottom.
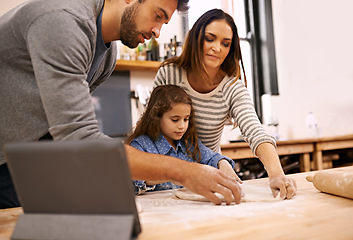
124, 144, 243, 205
124, 144, 187, 182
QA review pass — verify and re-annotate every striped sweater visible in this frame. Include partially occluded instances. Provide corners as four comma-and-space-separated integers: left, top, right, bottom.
154, 63, 276, 156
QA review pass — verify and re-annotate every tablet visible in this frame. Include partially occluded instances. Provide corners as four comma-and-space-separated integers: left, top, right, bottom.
5, 139, 141, 240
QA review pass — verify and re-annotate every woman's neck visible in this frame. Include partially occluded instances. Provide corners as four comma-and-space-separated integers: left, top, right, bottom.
207, 68, 222, 83
187, 68, 226, 93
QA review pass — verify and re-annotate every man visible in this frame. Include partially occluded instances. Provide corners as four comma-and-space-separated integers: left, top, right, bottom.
0, 0, 241, 209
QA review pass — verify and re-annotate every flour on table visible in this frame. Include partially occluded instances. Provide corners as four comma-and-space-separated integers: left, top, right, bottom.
136, 201, 143, 213
175, 182, 284, 202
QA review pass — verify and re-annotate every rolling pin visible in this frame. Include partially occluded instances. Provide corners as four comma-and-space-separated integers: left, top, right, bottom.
306, 169, 353, 200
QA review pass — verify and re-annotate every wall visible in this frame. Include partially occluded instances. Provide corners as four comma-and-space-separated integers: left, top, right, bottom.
271, 0, 353, 139
0, 0, 25, 16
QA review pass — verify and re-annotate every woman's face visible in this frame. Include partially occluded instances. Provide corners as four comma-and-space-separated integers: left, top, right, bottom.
160, 103, 191, 147
202, 19, 233, 70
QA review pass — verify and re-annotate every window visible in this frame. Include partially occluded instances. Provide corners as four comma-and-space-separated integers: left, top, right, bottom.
244, 0, 279, 121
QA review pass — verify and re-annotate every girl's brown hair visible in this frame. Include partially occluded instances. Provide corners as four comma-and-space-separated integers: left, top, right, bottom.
162, 8, 246, 87
126, 85, 201, 162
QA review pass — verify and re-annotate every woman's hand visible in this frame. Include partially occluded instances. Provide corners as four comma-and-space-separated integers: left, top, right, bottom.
218, 160, 242, 183
255, 143, 297, 199
269, 176, 297, 199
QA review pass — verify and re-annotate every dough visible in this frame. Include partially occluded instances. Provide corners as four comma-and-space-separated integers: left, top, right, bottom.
175, 182, 284, 202
306, 169, 353, 200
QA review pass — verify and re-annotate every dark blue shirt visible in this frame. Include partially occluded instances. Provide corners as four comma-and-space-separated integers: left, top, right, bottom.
86, 7, 111, 83
131, 134, 235, 195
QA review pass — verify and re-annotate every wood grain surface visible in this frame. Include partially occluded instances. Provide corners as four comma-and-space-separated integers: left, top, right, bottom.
136, 167, 353, 240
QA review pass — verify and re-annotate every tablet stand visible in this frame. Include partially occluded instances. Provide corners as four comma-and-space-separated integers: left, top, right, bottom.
11, 213, 135, 240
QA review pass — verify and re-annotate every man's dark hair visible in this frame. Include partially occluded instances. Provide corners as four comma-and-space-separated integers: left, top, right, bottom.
138, 0, 189, 13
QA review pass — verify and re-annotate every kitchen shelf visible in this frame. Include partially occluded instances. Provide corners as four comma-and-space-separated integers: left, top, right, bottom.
114, 59, 161, 72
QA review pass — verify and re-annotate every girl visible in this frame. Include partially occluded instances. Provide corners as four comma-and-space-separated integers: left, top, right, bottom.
154, 9, 296, 199
126, 85, 240, 195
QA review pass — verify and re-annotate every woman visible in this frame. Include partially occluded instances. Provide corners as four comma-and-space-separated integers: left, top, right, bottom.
154, 9, 296, 199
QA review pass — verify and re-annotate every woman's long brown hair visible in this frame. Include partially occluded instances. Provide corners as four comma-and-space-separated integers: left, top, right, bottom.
126, 85, 201, 162
162, 8, 247, 87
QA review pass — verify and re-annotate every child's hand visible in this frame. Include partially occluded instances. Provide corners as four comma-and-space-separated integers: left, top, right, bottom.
218, 160, 242, 183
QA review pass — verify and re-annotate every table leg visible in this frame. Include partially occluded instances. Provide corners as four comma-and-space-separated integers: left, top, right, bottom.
299, 153, 311, 172
313, 150, 323, 170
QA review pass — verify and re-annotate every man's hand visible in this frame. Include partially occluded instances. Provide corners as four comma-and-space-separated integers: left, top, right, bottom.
218, 159, 242, 183
176, 163, 242, 205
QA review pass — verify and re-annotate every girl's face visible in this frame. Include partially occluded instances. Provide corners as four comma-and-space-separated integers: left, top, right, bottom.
160, 103, 191, 147
203, 19, 233, 70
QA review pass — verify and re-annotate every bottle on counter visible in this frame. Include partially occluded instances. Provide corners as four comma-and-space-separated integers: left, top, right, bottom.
305, 112, 319, 138
149, 37, 159, 61
170, 38, 175, 57
176, 42, 183, 56
137, 43, 147, 61
165, 42, 172, 60
173, 35, 177, 56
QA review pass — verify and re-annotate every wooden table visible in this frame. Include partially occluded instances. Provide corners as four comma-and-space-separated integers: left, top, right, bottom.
312, 134, 353, 170
221, 139, 315, 172
0, 207, 22, 240
221, 134, 353, 172
1, 167, 353, 240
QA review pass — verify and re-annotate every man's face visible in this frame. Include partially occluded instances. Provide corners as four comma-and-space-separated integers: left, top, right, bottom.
120, 0, 178, 48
